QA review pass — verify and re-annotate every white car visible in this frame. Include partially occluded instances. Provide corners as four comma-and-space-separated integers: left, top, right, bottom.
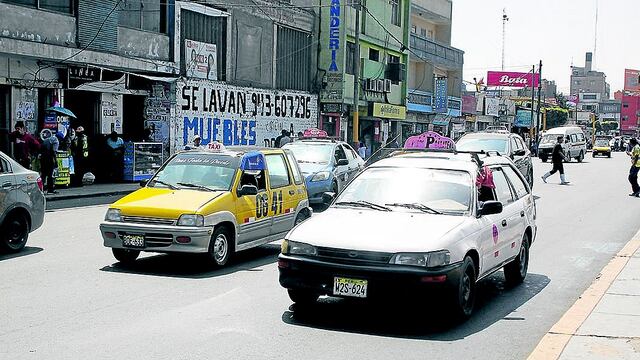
278, 150, 537, 319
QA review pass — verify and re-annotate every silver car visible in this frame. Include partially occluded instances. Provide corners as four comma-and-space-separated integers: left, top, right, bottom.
0, 151, 46, 253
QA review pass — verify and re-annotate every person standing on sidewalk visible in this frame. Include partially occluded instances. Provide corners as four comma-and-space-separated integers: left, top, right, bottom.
40, 129, 59, 194
71, 126, 89, 187
542, 136, 570, 185
8, 121, 40, 169
627, 138, 640, 197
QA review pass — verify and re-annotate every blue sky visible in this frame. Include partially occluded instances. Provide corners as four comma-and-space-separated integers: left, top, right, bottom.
451, 0, 638, 96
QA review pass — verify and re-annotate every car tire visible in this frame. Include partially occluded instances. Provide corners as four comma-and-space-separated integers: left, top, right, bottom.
540, 156, 548, 163
607, 153, 611, 158
577, 151, 584, 163
451, 256, 477, 320
288, 289, 319, 305
0, 212, 29, 253
592, 152, 596, 158
208, 226, 233, 267
112, 248, 140, 264
504, 233, 530, 285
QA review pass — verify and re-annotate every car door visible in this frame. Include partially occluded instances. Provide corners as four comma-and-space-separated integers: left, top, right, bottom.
236, 168, 272, 245
333, 145, 350, 191
284, 149, 308, 226
341, 144, 360, 184
500, 165, 530, 259
487, 167, 520, 266
510, 137, 526, 175
0, 155, 16, 218
265, 153, 295, 238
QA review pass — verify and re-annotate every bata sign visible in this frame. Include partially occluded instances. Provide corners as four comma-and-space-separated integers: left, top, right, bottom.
487, 71, 539, 88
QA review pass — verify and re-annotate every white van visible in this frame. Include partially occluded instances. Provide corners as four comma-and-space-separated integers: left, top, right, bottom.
538, 126, 587, 163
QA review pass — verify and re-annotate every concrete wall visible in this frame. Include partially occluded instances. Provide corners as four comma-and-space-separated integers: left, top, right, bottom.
412, 0, 451, 20
0, 3, 75, 46
118, 27, 171, 61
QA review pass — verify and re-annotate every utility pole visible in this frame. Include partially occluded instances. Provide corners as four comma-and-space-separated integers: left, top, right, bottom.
530, 65, 535, 147
536, 60, 543, 144
352, 0, 361, 144
501, 8, 509, 71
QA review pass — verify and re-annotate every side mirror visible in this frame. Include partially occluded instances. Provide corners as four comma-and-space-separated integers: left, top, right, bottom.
322, 192, 336, 205
238, 184, 258, 197
140, 179, 149, 187
478, 201, 503, 217
337, 158, 349, 166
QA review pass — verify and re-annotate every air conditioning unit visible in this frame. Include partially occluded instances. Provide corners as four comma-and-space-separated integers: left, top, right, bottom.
383, 79, 392, 93
376, 79, 385, 92
366, 79, 379, 92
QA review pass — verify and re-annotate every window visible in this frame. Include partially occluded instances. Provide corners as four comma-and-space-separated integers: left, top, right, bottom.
577, 133, 585, 142
574, 80, 581, 85
369, 48, 380, 62
276, 26, 312, 91
343, 144, 359, 160
571, 134, 578, 143
0, 157, 10, 173
118, 0, 164, 33
427, 29, 434, 39
346, 42, 356, 75
420, 28, 427, 37
284, 152, 304, 185
411, 25, 417, 33
502, 166, 529, 198
516, 138, 526, 151
266, 154, 291, 188
390, 0, 400, 26
239, 170, 267, 192
334, 146, 347, 163
510, 138, 519, 153
3, 0, 73, 13
624, 103, 629, 108
491, 168, 515, 205
388, 54, 400, 64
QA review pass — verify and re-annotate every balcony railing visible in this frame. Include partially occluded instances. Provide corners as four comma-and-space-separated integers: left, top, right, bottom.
409, 33, 463, 70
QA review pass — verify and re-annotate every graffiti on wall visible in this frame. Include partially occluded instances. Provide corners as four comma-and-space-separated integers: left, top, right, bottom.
175, 80, 318, 152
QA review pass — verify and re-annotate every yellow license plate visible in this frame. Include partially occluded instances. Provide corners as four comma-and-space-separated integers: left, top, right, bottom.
333, 277, 368, 298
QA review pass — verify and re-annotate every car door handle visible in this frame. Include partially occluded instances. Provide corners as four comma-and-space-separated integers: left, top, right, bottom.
288, 190, 295, 195
2, 182, 12, 189
501, 219, 508, 227
520, 211, 525, 217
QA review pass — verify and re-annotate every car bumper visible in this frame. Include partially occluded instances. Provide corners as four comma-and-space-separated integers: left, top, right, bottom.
305, 178, 333, 204
278, 255, 464, 298
100, 221, 214, 253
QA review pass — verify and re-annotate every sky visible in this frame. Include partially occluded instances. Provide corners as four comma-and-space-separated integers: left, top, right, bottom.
451, 0, 639, 97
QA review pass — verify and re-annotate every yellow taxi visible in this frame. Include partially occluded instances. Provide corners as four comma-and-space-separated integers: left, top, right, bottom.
592, 137, 612, 158
100, 145, 311, 266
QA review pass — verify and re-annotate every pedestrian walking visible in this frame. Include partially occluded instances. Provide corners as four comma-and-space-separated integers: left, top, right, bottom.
8, 121, 40, 169
40, 129, 59, 194
541, 136, 570, 185
71, 126, 89, 186
358, 142, 367, 159
627, 138, 640, 197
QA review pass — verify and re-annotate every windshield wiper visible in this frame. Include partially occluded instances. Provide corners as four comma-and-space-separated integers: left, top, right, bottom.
152, 179, 178, 190
334, 200, 391, 211
385, 202, 442, 215
176, 182, 216, 192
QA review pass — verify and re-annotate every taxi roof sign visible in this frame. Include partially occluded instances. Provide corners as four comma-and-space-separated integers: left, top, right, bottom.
403, 131, 455, 150
302, 128, 328, 138
240, 151, 266, 171
206, 141, 226, 152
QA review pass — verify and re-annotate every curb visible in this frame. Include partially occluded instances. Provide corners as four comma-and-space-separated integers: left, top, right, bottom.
527, 230, 640, 360
46, 190, 134, 202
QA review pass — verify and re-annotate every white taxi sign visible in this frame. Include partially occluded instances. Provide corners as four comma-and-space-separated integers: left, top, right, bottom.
206, 141, 226, 151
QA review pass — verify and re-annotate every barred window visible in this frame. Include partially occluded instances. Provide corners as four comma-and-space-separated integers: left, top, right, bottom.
276, 26, 312, 91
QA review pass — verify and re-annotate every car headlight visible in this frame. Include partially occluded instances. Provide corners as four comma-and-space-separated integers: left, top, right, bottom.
177, 214, 205, 227
281, 240, 317, 256
310, 171, 330, 182
105, 208, 122, 222
390, 250, 450, 268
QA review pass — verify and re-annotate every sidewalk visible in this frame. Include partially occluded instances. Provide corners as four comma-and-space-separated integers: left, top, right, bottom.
45, 183, 139, 202
529, 235, 640, 360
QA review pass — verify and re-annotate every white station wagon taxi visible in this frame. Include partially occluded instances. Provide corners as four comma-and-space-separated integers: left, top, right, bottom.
101, 146, 311, 266
278, 149, 537, 319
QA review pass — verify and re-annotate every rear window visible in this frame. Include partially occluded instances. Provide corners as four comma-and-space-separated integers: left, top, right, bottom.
456, 137, 508, 154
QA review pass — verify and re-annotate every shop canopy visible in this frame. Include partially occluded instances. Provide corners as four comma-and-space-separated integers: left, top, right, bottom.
45, 106, 77, 118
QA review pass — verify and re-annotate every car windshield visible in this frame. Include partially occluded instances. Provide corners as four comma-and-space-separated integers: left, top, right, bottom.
456, 137, 508, 154
149, 153, 239, 191
283, 143, 334, 165
595, 139, 609, 147
541, 134, 559, 144
335, 167, 472, 215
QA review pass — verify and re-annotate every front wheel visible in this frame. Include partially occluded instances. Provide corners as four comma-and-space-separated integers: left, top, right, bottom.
0, 213, 29, 253
540, 155, 548, 163
112, 248, 140, 264
451, 256, 477, 320
577, 151, 584, 163
607, 153, 611, 158
208, 226, 233, 267
504, 233, 530, 285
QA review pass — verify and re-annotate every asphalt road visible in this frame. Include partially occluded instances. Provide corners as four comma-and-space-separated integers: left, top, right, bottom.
2, 153, 640, 360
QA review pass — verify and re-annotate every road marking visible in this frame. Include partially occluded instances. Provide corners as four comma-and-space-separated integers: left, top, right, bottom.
527, 229, 640, 360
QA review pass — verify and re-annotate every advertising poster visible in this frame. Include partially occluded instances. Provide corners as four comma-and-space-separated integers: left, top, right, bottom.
485, 97, 500, 116
320, 0, 346, 102
487, 71, 540, 88
434, 77, 448, 113
101, 93, 123, 134
175, 80, 318, 152
185, 39, 218, 80
624, 69, 640, 92
514, 109, 533, 128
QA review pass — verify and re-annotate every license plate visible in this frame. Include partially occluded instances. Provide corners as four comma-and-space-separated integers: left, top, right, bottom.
333, 277, 368, 298
122, 234, 145, 248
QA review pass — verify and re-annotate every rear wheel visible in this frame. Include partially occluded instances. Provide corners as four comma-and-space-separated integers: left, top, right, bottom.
504, 233, 530, 285
112, 248, 140, 264
577, 151, 584, 163
451, 256, 477, 320
607, 152, 611, 158
0, 213, 29, 253
288, 289, 319, 305
540, 155, 548, 163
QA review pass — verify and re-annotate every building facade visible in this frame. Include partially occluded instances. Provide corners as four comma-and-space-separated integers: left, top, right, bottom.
615, 91, 640, 136
570, 52, 610, 99
317, 0, 410, 151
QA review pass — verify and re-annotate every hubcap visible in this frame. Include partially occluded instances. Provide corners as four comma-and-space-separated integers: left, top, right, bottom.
213, 234, 228, 263
462, 272, 471, 303
519, 244, 528, 276
8, 220, 26, 246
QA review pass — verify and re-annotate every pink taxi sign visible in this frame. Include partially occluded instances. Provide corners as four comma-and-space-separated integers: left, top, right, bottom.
403, 131, 455, 149
303, 128, 328, 138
